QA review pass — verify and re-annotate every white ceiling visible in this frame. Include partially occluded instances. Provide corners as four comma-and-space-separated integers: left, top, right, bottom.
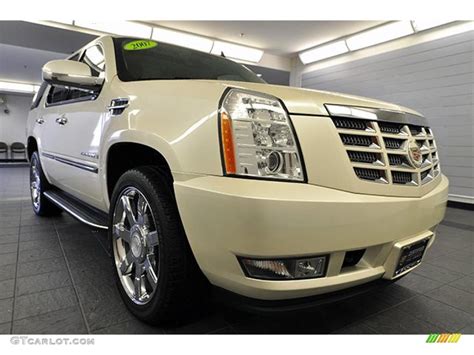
148, 21, 386, 55
0, 20, 387, 84
0, 43, 66, 84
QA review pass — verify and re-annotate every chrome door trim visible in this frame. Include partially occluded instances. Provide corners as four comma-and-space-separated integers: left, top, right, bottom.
41, 152, 98, 174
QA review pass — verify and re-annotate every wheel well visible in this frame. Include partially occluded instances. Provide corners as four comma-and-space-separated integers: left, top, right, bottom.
106, 143, 173, 200
27, 137, 38, 160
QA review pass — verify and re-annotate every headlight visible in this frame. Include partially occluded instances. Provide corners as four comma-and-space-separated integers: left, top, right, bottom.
219, 88, 305, 182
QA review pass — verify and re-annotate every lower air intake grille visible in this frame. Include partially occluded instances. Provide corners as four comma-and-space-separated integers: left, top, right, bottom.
342, 249, 366, 268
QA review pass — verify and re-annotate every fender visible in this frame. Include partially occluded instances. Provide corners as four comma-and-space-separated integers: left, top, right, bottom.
101, 130, 181, 209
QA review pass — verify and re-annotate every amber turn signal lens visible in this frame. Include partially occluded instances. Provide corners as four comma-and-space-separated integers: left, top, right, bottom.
221, 112, 236, 174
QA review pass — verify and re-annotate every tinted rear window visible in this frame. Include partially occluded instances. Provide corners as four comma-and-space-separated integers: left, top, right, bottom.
113, 37, 265, 84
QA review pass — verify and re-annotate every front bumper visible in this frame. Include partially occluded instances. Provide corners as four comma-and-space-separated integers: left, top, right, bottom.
174, 174, 448, 300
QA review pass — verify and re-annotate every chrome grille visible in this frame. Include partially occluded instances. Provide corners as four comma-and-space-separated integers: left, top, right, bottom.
354, 168, 386, 181
332, 117, 440, 186
378, 122, 404, 134
333, 117, 369, 130
384, 138, 405, 150
347, 151, 380, 164
392, 171, 414, 185
340, 134, 375, 147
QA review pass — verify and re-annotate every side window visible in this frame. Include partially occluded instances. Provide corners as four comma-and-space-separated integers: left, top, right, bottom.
69, 53, 80, 62
69, 45, 105, 100
81, 45, 105, 77
46, 85, 69, 105
30, 82, 48, 109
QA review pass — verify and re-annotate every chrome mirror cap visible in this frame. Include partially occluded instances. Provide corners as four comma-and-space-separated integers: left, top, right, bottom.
42, 60, 104, 90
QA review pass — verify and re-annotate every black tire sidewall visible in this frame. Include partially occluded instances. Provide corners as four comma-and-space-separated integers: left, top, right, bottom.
30, 152, 46, 215
109, 168, 191, 322
29, 151, 61, 216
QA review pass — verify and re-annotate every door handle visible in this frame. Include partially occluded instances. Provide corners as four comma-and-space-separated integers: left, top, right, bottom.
55, 116, 68, 125
35, 117, 45, 125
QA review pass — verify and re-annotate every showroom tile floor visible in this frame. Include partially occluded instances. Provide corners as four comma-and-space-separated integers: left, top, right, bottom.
0, 166, 472, 334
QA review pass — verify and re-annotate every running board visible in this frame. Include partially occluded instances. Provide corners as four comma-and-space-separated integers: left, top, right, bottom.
44, 189, 109, 230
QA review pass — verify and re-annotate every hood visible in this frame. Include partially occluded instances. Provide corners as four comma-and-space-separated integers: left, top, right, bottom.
214, 80, 423, 117
117, 78, 423, 117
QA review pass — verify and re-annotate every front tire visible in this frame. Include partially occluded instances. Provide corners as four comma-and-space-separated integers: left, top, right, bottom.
109, 167, 208, 324
29, 151, 62, 216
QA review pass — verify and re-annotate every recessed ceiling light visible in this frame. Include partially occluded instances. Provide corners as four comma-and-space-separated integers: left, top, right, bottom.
152, 27, 213, 52
74, 21, 152, 38
0, 81, 38, 94
346, 21, 414, 51
299, 40, 348, 64
211, 41, 263, 63
412, 20, 454, 32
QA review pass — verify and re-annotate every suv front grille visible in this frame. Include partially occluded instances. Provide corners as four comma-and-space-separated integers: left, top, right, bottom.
332, 117, 440, 186
340, 134, 375, 147
347, 151, 380, 164
392, 171, 414, 185
384, 138, 405, 150
378, 122, 404, 134
354, 168, 386, 182
333, 117, 369, 130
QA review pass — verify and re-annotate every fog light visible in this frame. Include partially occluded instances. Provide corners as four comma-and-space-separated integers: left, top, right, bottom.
239, 255, 328, 280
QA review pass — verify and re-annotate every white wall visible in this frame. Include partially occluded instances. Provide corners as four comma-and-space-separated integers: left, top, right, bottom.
0, 94, 32, 146
0, 44, 66, 151
299, 30, 474, 204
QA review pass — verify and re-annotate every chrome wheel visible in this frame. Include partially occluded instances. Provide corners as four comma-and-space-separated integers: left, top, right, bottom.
112, 187, 159, 305
30, 158, 41, 210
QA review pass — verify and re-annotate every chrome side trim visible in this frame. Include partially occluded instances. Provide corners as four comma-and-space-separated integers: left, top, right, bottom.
325, 104, 428, 127
41, 152, 98, 173
43, 191, 108, 230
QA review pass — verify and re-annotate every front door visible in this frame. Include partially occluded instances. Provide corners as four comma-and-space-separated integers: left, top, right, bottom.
39, 45, 107, 209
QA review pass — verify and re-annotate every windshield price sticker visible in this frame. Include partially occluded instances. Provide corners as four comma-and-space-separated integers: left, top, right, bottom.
123, 40, 158, 51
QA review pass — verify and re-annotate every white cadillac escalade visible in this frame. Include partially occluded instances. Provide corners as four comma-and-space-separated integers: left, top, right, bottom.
26, 36, 449, 323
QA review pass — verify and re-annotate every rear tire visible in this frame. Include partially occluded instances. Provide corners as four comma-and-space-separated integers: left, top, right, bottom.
109, 166, 208, 324
29, 151, 62, 216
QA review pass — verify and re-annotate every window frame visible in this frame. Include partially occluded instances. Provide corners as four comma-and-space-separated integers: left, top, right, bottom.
30, 82, 49, 110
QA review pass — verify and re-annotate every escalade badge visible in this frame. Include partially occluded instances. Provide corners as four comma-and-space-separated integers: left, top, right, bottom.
407, 140, 422, 168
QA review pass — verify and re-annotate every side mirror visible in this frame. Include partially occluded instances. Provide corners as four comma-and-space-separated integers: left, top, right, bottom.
42, 60, 104, 90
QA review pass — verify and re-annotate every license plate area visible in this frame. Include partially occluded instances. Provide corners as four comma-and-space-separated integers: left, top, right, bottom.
394, 238, 429, 276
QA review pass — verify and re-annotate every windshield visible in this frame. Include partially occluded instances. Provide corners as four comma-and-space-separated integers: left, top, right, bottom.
113, 38, 266, 84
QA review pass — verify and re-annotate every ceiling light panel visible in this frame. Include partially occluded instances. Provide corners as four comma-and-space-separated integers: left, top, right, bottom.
152, 27, 213, 52
0, 81, 38, 94
74, 21, 152, 38
211, 41, 264, 63
299, 40, 348, 64
346, 21, 414, 51
412, 20, 454, 32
